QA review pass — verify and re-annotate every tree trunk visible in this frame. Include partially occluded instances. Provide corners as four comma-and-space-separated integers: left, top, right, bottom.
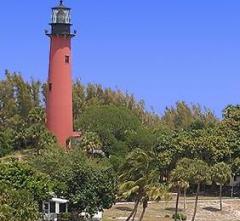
230, 175, 234, 198
219, 184, 223, 211
139, 201, 148, 221
126, 200, 140, 221
191, 183, 200, 221
132, 204, 139, 221
184, 187, 187, 211
175, 187, 181, 221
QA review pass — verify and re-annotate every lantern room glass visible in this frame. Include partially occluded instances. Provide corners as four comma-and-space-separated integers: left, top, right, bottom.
52, 8, 71, 24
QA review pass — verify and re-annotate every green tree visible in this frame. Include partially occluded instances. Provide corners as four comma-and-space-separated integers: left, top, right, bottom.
79, 131, 103, 156
153, 128, 179, 182
31, 147, 116, 216
0, 128, 14, 157
126, 127, 158, 151
193, 127, 230, 164
162, 101, 217, 130
232, 157, 240, 176
170, 158, 191, 220
0, 160, 54, 203
0, 71, 54, 156
0, 182, 39, 221
211, 162, 231, 210
24, 107, 56, 152
12, 107, 57, 153
171, 158, 211, 221
156, 127, 230, 171
189, 159, 211, 221
73, 80, 86, 121
222, 105, 240, 158
118, 149, 169, 221
75, 105, 141, 156
72, 80, 161, 127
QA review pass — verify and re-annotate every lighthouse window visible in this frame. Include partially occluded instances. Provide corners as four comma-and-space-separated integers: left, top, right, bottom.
56, 9, 66, 23
49, 83, 52, 91
65, 56, 70, 63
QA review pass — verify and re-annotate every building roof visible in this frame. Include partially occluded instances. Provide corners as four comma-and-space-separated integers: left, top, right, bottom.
50, 198, 69, 204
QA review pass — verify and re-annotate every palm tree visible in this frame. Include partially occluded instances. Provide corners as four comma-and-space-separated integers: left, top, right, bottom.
171, 158, 210, 221
211, 162, 231, 211
190, 159, 211, 221
118, 181, 142, 221
170, 158, 191, 221
118, 149, 169, 221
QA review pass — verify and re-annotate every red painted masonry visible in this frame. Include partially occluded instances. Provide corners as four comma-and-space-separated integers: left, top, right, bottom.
46, 35, 73, 147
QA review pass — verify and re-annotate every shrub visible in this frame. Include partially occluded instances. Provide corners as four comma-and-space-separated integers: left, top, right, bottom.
172, 213, 187, 221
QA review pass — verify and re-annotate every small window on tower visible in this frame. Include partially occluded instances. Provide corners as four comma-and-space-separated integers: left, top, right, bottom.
49, 83, 52, 91
65, 56, 70, 63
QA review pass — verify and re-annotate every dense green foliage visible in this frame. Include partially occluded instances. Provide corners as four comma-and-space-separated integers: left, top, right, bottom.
118, 148, 169, 221
0, 161, 54, 203
31, 148, 117, 215
211, 162, 232, 211
76, 105, 141, 156
0, 71, 56, 156
0, 160, 54, 220
0, 183, 40, 221
1, 71, 240, 220
172, 213, 187, 221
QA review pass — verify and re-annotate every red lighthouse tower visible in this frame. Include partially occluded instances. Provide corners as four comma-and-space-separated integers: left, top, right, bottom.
46, 0, 76, 147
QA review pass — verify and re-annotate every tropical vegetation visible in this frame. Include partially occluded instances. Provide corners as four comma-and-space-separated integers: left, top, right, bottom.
0, 71, 240, 220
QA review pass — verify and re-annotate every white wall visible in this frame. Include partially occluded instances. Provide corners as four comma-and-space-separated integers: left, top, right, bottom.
229, 176, 240, 187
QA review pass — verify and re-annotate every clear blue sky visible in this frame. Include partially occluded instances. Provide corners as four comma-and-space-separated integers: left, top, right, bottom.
0, 0, 240, 117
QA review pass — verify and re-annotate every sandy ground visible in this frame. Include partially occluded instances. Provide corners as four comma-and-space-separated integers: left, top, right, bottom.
103, 198, 240, 221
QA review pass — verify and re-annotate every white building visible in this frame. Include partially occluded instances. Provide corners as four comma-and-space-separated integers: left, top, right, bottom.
80, 211, 103, 221
42, 198, 69, 221
230, 175, 240, 187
